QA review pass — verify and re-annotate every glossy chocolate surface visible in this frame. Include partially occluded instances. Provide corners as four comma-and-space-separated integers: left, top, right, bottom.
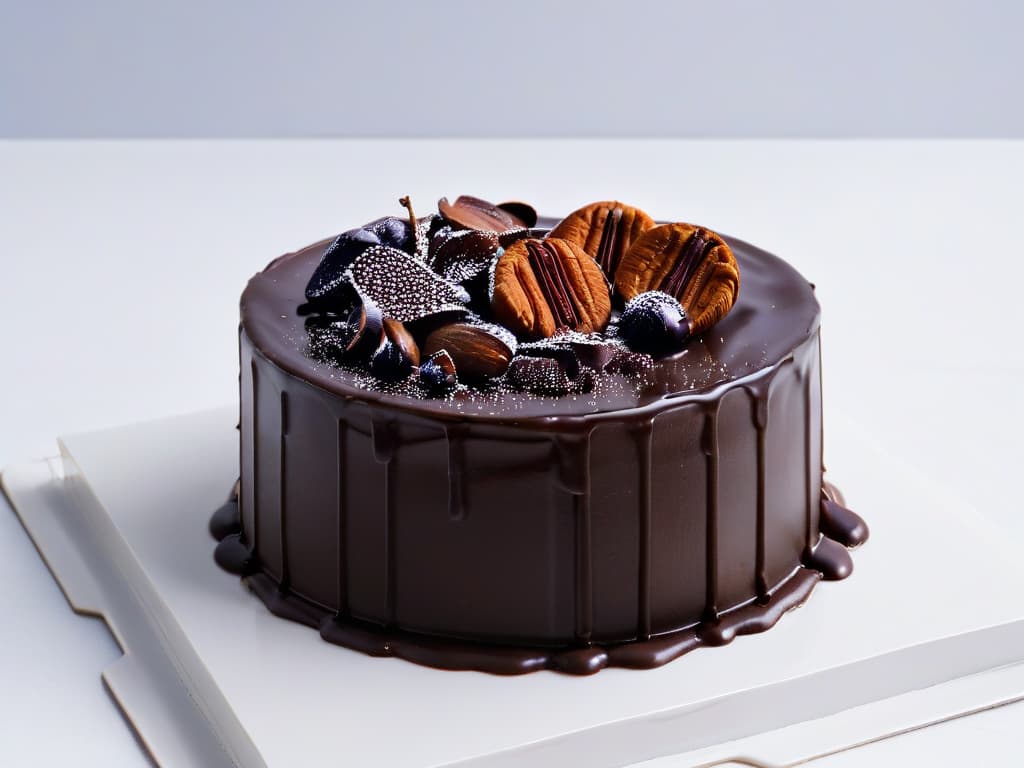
240, 219, 821, 420
219, 221, 868, 675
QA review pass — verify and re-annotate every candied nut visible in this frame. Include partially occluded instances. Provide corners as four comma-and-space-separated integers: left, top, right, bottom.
549, 201, 655, 277
438, 195, 526, 232
491, 238, 612, 340
615, 224, 739, 336
422, 321, 516, 381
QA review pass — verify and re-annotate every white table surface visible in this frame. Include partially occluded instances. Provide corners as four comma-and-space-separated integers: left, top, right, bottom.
1, 139, 1023, 766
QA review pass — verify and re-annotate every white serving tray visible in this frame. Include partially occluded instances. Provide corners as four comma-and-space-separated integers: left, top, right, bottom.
3, 407, 1023, 768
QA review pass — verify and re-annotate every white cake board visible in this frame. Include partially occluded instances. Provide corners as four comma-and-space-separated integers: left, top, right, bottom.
3, 407, 1024, 768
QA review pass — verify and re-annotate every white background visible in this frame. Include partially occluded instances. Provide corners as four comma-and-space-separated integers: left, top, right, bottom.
2, 0, 1023, 138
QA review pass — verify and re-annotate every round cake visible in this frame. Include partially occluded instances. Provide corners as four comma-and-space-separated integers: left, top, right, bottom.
211, 197, 868, 675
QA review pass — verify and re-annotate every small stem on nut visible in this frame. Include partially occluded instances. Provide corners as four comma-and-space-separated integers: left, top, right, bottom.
398, 195, 417, 232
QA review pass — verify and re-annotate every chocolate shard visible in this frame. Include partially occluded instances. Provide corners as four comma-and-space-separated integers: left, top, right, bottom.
438, 195, 523, 233
305, 217, 416, 302
346, 245, 470, 323
497, 201, 538, 228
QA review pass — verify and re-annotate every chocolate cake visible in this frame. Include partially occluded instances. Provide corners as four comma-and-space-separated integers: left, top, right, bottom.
211, 197, 868, 675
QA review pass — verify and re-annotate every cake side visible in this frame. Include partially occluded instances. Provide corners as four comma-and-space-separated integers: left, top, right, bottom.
215, 321, 864, 674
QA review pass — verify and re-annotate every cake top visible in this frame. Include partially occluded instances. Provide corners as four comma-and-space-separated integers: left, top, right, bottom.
241, 197, 820, 423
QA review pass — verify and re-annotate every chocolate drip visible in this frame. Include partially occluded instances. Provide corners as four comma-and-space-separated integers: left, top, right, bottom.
702, 403, 721, 622
444, 425, 468, 520
553, 432, 594, 643
632, 420, 654, 640
336, 417, 349, 615
802, 537, 853, 581
803, 367, 815, 556
553, 432, 590, 495
370, 416, 396, 464
749, 383, 771, 602
214, 533, 257, 576
820, 497, 870, 548
699, 568, 821, 647
741, 362, 786, 603
526, 239, 580, 331
208, 497, 241, 541
250, 359, 259, 553
228, 514, 848, 675
279, 390, 290, 589
370, 416, 397, 624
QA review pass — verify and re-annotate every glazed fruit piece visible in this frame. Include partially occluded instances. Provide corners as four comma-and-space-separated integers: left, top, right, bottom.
549, 201, 655, 277
617, 291, 691, 355
305, 216, 415, 302
615, 223, 739, 336
418, 350, 458, 396
491, 238, 612, 340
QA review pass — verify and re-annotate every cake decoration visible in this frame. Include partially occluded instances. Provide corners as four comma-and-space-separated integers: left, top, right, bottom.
438, 194, 535, 232
420, 319, 517, 382
369, 318, 421, 381
615, 223, 740, 335
417, 350, 458, 396
218, 199, 870, 676
301, 195, 741, 398
491, 237, 612, 339
548, 200, 656, 276
305, 215, 416, 302
617, 291, 691, 355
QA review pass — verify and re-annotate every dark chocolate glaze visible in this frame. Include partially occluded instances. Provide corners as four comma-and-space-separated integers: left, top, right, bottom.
208, 496, 240, 541
216, 220, 870, 675
212, 487, 865, 674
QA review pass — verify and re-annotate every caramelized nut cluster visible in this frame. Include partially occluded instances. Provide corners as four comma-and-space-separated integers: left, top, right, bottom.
302, 194, 740, 398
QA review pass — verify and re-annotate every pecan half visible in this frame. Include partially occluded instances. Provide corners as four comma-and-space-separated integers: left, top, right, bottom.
549, 201, 655, 278
491, 237, 612, 340
615, 224, 739, 336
